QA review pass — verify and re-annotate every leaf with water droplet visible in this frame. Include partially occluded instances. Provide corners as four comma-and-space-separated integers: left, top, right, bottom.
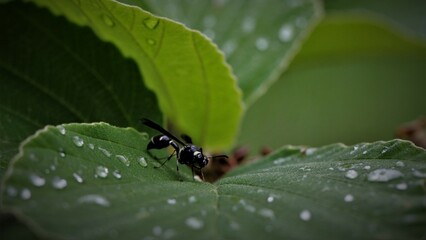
29, 0, 243, 151
2, 125, 425, 240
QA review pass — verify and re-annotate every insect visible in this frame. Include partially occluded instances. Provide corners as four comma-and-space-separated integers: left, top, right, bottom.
141, 118, 228, 181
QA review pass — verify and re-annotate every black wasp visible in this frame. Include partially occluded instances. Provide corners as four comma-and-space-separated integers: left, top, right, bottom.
141, 118, 227, 181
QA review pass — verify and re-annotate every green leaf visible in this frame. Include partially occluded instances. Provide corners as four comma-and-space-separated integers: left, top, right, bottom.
30, 0, 243, 150
1, 123, 425, 239
0, 1, 161, 176
130, 0, 323, 105
239, 14, 426, 150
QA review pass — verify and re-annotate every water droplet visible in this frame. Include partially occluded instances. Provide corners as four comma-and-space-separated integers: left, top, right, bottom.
73, 172, 84, 183
222, 40, 237, 56
52, 176, 67, 189
146, 38, 156, 45
144, 17, 159, 29
21, 188, 31, 200
185, 217, 203, 229
101, 14, 114, 27
152, 226, 162, 236
29, 174, 45, 187
140, 132, 149, 140
299, 209, 311, 221
72, 136, 84, 147
78, 194, 110, 207
95, 166, 109, 178
267, 195, 274, 203
381, 147, 389, 154
88, 143, 95, 150
193, 175, 203, 182
242, 16, 256, 33
7, 186, 18, 197
138, 156, 148, 167
230, 221, 240, 230
112, 170, 122, 179
255, 37, 269, 51
259, 208, 275, 219
116, 155, 130, 167
203, 15, 216, 28
58, 148, 66, 158
278, 24, 294, 42
395, 161, 405, 167
345, 169, 359, 179
368, 169, 403, 182
57, 125, 66, 135
188, 196, 197, 203
273, 156, 292, 165
364, 165, 371, 170
344, 194, 354, 202
296, 16, 308, 28
98, 147, 111, 157
203, 29, 215, 40
304, 147, 316, 156
329, 167, 334, 171
350, 146, 359, 154
395, 182, 408, 190
167, 198, 176, 205
239, 199, 256, 213
362, 150, 368, 155
412, 169, 426, 178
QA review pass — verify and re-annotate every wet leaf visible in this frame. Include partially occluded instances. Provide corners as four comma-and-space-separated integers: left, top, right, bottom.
1, 123, 425, 239
30, 0, 243, 150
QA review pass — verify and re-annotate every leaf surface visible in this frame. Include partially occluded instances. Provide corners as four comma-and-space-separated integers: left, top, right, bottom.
30, 0, 243, 150
2, 123, 425, 239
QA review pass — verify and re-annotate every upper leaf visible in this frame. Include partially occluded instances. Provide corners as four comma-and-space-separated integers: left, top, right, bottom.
1, 123, 425, 239
133, 0, 323, 105
30, 0, 243, 150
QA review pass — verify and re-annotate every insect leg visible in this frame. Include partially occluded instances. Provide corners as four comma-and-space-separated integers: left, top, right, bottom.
153, 150, 176, 168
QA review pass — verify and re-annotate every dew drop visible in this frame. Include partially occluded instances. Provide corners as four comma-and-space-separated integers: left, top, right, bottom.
152, 226, 162, 236
362, 150, 368, 155
140, 132, 149, 140
185, 217, 204, 229
412, 169, 426, 178
222, 40, 237, 56
344, 194, 354, 202
112, 170, 122, 179
304, 147, 316, 156
72, 136, 84, 147
101, 14, 114, 27
143, 17, 159, 29
146, 38, 156, 45
138, 156, 148, 167
188, 195, 197, 203
255, 37, 269, 51
52, 176, 67, 189
116, 155, 130, 167
29, 174, 46, 187
88, 143, 95, 150
299, 209, 311, 221
78, 194, 110, 207
395, 161, 405, 167
396, 182, 408, 190
267, 195, 274, 203
242, 16, 256, 33
167, 198, 176, 205
381, 147, 389, 154
193, 175, 203, 182
7, 186, 18, 197
95, 166, 109, 178
58, 148, 66, 158
345, 169, 359, 179
98, 147, 111, 157
259, 208, 275, 219
57, 125, 66, 135
239, 199, 256, 213
364, 165, 371, 170
73, 172, 84, 183
278, 24, 294, 42
367, 168, 403, 182
21, 188, 31, 200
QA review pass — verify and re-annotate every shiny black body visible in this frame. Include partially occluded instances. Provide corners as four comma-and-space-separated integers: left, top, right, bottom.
141, 118, 226, 180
